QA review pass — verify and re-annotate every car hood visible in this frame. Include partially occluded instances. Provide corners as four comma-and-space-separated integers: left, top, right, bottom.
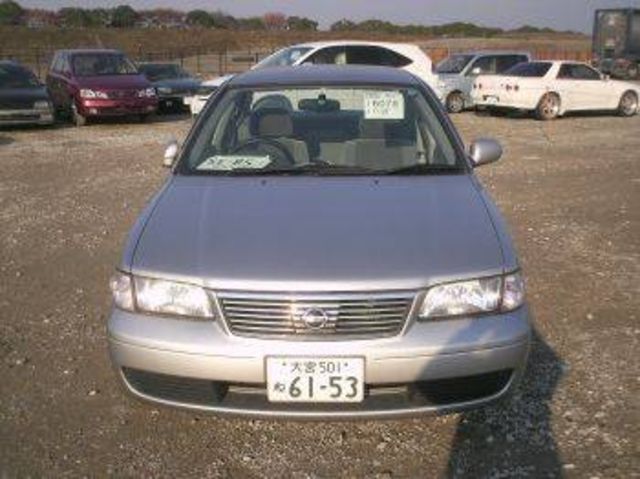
131, 175, 506, 292
76, 74, 150, 89
153, 78, 200, 89
201, 74, 234, 88
0, 87, 49, 109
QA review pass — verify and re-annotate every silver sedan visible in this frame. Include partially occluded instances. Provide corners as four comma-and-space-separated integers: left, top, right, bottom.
108, 65, 530, 418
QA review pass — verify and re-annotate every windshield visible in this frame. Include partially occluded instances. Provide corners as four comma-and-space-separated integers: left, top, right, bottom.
436, 54, 475, 74
504, 62, 552, 77
139, 64, 189, 81
0, 64, 40, 88
179, 85, 462, 176
255, 47, 313, 68
72, 53, 138, 77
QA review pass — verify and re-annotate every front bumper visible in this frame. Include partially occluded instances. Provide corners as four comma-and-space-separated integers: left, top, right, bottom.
108, 304, 531, 418
79, 98, 157, 117
0, 109, 54, 126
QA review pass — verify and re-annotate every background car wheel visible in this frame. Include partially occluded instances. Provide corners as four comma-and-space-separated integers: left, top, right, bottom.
71, 103, 87, 127
626, 63, 639, 80
445, 92, 465, 114
535, 93, 560, 121
618, 91, 638, 117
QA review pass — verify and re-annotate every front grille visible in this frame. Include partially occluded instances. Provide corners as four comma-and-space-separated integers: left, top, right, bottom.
217, 292, 415, 338
107, 89, 137, 99
0, 113, 40, 121
0, 99, 35, 109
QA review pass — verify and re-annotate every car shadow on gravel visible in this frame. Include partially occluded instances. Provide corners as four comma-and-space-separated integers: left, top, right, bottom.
445, 328, 564, 478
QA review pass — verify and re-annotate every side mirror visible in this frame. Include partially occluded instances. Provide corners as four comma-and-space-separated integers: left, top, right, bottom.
163, 139, 179, 168
469, 138, 502, 167
469, 67, 482, 76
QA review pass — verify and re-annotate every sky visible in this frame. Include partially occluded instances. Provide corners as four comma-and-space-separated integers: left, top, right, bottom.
15, 0, 640, 33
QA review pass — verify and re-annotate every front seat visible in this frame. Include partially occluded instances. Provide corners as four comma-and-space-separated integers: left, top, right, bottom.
249, 107, 309, 165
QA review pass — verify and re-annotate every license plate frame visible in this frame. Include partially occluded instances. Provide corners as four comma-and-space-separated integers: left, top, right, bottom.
266, 356, 365, 403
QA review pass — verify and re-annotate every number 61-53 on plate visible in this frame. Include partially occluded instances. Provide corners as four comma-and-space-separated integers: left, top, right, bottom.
266, 357, 365, 403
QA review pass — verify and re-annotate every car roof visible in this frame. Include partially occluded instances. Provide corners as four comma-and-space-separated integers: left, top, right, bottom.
0, 60, 30, 70
227, 65, 421, 88
56, 49, 123, 56
527, 60, 585, 66
293, 40, 417, 49
458, 50, 531, 57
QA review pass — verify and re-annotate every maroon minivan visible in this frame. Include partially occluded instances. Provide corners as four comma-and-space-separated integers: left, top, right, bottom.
46, 49, 158, 126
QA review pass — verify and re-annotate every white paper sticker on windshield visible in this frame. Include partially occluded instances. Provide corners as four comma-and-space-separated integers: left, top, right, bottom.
363, 91, 404, 120
197, 155, 271, 171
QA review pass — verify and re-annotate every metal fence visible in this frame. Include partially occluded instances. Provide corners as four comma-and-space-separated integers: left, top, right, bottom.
0, 46, 273, 79
1, 45, 592, 80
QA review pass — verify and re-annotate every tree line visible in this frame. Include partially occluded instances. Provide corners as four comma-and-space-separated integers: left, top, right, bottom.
0, 0, 569, 36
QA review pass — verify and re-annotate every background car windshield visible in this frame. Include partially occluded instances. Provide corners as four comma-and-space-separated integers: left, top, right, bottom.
255, 47, 313, 68
436, 55, 475, 74
504, 62, 552, 77
0, 64, 40, 88
72, 54, 138, 76
181, 86, 461, 175
139, 64, 188, 81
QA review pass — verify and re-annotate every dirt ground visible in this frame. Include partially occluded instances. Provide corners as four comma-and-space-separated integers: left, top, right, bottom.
0, 109, 638, 478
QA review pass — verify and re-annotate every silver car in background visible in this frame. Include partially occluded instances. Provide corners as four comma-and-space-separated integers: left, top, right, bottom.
108, 65, 530, 418
436, 51, 530, 113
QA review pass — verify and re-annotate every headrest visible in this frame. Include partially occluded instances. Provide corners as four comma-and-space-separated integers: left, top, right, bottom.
253, 94, 293, 111
250, 108, 293, 137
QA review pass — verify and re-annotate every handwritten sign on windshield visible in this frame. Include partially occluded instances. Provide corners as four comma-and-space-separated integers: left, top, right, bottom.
197, 155, 271, 171
363, 91, 404, 120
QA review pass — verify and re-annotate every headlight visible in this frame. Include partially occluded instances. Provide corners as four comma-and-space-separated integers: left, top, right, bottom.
33, 100, 51, 110
109, 272, 213, 318
418, 272, 525, 319
80, 89, 108, 99
137, 88, 157, 98
157, 87, 172, 95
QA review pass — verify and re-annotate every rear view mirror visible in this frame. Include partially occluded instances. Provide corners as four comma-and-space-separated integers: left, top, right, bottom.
469, 138, 502, 167
163, 139, 179, 168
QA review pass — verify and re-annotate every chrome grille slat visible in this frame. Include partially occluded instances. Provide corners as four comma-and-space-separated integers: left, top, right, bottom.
218, 292, 415, 339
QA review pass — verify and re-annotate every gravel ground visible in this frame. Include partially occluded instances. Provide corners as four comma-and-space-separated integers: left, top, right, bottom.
0, 110, 638, 478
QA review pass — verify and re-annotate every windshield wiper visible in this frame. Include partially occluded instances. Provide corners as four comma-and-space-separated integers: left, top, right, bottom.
380, 164, 464, 175
207, 163, 376, 176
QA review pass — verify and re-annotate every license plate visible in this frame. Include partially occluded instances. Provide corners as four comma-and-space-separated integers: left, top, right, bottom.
266, 357, 364, 403
486, 96, 499, 105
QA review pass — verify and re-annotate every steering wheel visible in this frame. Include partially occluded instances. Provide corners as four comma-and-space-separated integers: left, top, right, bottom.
230, 137, 295, 167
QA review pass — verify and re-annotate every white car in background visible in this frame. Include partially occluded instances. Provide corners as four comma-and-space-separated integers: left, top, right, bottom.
184, 74, 233, 116
471, 60, 640, 120
436, 51, 530, 113
186, 41, 441, 116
